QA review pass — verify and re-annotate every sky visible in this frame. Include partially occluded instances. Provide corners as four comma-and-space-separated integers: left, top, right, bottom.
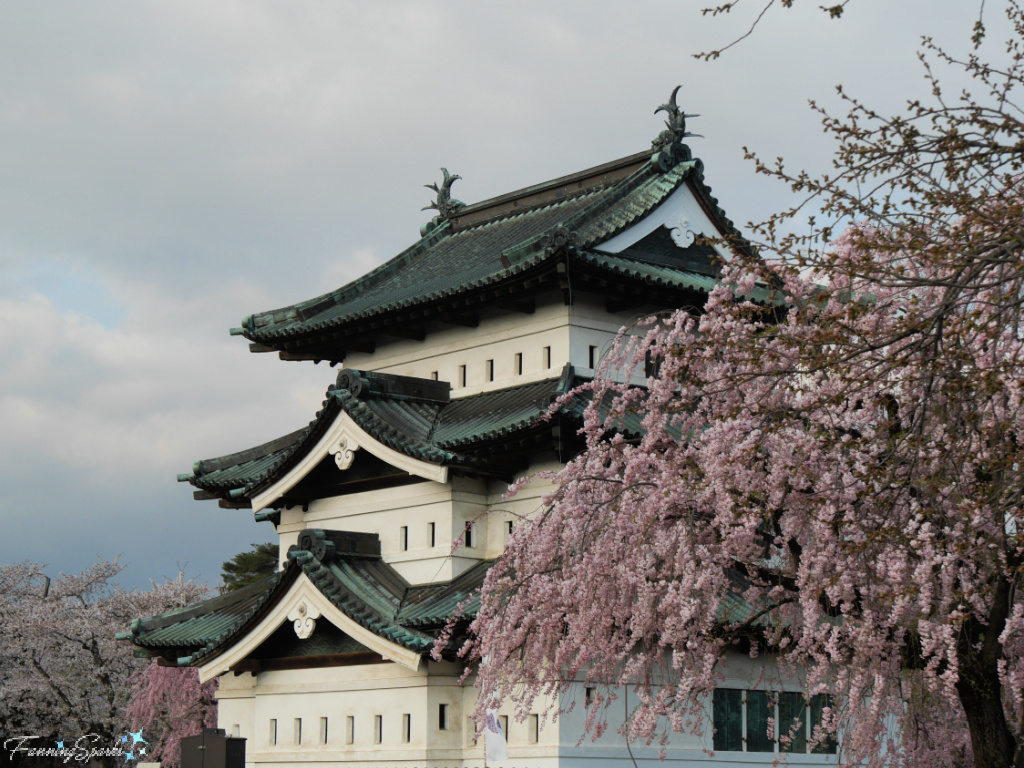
0, 1, 991, 592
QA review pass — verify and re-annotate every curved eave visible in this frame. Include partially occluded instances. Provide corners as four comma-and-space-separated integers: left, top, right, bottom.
249, 405, 451, 513
195, 571, 423, 682
234, 151, 710, 354
120, 569, 295, 664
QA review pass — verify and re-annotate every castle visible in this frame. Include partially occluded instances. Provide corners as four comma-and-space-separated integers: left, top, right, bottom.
121, 93, 838, 766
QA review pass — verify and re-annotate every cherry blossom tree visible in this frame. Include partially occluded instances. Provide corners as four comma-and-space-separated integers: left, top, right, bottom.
127, 664, 218, 768
464, 6, 1024, 768
0, 559, 209, 755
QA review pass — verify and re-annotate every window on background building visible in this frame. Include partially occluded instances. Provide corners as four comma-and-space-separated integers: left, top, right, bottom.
269, 719, 277, 746
319, 717, 328, 745
439, 703, 450, 730
464, 523, 474, 548
487, 359, 494, 381
515, 352, 523, 375
294, 718, 302, 746
543, 345, 552, 369
231, 724, 240, 738
345, 716, 355, 745
402, 714, 411, 743
499, 715, 509, 740
528, 714, 539, 744
374, 715, 382, 744
459, 365, 467, 387
400, 526, 408, 551
712, 689, 836, 754
589, 345, 598, 369
429, 522, 436, 547
431, 371, 439, 381
506, 520, 514, 538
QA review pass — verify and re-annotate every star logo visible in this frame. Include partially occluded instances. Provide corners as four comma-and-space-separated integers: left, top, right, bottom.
124, 751, 135, 763
55, 741, 64, 750
129, 730, 148, 747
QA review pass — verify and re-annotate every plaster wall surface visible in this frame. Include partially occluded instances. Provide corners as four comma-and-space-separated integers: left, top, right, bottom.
343, 292, 648, 395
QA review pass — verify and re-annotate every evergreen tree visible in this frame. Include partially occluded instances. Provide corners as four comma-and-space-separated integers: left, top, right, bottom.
220, 542, 279, 592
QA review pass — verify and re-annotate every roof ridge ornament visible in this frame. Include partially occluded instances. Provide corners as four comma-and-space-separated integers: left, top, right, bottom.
421, 167, 465, 235
651, 85, 701, 173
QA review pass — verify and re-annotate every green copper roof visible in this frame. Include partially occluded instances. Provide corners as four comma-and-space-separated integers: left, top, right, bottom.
236, 148, 743, 351
119, 529, 491, 667
184, 366, 580, 505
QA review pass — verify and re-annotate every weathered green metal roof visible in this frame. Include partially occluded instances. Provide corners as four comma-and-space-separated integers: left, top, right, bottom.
235, 148, 745, 349
118, 529, 491, 667
183, 366, 580, 505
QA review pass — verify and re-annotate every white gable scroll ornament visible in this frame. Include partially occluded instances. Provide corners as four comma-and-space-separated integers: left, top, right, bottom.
670, 216, 697, 248
287, 601, 321, 639
330, 433, 359, 470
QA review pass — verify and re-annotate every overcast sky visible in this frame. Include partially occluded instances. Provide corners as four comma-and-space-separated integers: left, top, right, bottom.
0, 1, 990, 592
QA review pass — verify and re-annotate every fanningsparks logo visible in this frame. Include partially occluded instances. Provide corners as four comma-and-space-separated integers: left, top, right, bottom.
4, 729, 149, 764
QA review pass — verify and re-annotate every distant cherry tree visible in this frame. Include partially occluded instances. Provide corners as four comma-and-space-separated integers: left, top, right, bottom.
465, 6, 1024, 768
0, 559, 208, 756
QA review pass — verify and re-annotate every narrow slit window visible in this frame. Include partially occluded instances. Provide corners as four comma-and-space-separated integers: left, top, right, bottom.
499, 715, 509, 740
232, 724, 240, 738
528, 713, 539, 743
589, 345, 598, 369
345, 716, 355, 745
429, 522, 436, 548
779, 692, 806, 753
486, 359, 494, 382
745, 691, 774, 753
515, 352, 523, 375
506, 520, 514, 538
544, 345, 552, 369
459, 364, 467, 387
439, 703, 450, 730
402, 714, 411, 743
294, 718, 302, 746
712, 689, 742, 751
585, 687, 594, 706
810, 695, 838, 754
464, 523, 474, 549
430, 371, 438, 381
400, 526, 409, 551
269, 719, 277, 746
319, 717, 328, 745
374, 715, 382, 744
